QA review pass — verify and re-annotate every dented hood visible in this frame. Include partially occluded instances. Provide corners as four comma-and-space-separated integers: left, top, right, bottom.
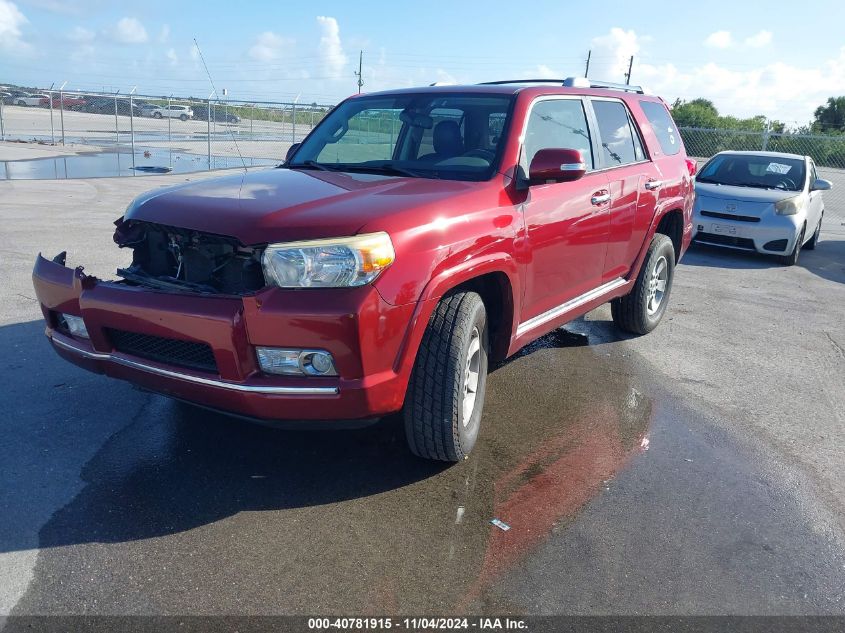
124, 167, 480, 245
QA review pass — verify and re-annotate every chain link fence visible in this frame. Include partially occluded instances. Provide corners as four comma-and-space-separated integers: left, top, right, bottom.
679, 126, 845, 227
0, 89, 335, 177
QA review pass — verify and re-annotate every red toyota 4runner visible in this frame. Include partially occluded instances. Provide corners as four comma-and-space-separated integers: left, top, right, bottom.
32, 78, 695, 461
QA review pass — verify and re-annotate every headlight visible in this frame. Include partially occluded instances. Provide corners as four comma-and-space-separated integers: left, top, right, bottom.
774, 195, 804, 216
262, 232, 395, 288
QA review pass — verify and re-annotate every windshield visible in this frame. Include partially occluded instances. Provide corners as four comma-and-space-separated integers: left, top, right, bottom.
287, 93, 514, 181
697, 154, 806, 191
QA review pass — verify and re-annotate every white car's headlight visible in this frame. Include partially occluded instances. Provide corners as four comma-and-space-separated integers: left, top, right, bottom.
262, 232, 395, 288
774, 195, 804, 216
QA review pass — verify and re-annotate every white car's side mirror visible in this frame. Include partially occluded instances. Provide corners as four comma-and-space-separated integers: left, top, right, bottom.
812, 178, 832, 191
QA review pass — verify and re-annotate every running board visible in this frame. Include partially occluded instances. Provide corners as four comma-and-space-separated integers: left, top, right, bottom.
516, 278, 627, 337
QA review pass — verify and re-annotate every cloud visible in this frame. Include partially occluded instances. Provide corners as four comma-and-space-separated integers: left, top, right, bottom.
67, 25, 94, 42
744, 30, 772, 48
704, 30, 733, 49
0, 0, 30, 53
590, 27, 641, 81
158, 23, 169, 43
166, 47, 178, 66
588, 27, 845, 123
248, 31, 294, 62
316, 16, 346, 77
109, 16, 147, 44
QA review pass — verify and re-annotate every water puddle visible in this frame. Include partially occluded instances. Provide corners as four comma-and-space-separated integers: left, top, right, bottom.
0, 146, 278, 180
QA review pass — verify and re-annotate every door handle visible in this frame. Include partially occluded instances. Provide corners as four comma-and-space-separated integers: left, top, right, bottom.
644, 179, 663, 190
591, 192, 611, 205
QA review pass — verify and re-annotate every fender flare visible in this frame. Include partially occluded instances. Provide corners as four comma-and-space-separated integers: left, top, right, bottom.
391, 252, 521, 381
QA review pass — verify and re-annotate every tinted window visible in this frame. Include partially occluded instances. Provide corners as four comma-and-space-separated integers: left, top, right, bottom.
523, 99, 594, 170
592, 100, 640, 167
640, 101, 681, 156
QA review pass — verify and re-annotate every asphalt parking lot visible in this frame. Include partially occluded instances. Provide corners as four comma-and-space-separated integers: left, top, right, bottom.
1, 169, 844, 616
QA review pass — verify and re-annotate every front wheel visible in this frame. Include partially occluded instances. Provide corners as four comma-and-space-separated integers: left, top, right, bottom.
778, 227, 804, 266
179, 114, 188, 121
153, 111, 162, 119
612, 233, 676, 335
805, 213, 822, 250
403, 291, 488, 462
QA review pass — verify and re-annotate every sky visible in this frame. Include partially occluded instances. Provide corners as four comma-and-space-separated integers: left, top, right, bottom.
2, 0, 844, 125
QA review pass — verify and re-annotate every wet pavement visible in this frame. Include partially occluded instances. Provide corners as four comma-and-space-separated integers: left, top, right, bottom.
2, 316, 844, 615
0, 146, 276, 179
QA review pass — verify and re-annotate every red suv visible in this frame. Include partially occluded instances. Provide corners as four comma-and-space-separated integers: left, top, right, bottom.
32, 78, 695, 461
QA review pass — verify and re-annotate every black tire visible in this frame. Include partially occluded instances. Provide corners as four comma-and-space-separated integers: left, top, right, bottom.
403, 291, 488, 462
805, 213, 822, 250
16, 100, 26, 106
179, 113, 188, 121
153, 111, 162, 119
778, 226, 805, 265
612, 233, 676, 335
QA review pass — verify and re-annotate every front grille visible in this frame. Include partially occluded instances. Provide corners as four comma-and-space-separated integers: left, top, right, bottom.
700, 210, 761, 223
107, 328, 217, 373
694, 232, 756, 250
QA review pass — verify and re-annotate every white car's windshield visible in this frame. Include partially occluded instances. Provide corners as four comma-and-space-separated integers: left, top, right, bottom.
697, 154, 806, 192
287, 93, 514, 181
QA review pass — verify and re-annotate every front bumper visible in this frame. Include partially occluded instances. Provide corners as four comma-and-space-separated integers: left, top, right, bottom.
691, 209, 802, 255
32, 254, 416, 421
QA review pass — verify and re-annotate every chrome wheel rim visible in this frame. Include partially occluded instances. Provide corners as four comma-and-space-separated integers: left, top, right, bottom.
647, 256, 668, 316
462, 327, 481, 425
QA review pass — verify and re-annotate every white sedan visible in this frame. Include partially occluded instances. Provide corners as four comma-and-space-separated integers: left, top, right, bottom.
692, 151, 832, 265
13, 93, 50, 106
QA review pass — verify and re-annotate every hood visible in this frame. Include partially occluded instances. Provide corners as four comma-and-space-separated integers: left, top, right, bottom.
124, 167, 482, 245
694, 181, 799, 204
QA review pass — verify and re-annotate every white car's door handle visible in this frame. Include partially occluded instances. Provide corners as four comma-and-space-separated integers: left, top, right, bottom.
644, 180, 663, 190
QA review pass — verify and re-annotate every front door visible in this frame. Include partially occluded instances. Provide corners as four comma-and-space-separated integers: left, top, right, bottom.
519, 97, 610, 324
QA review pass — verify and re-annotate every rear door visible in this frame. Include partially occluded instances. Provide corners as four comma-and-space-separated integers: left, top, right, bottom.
519, 96, 611, 323
587, 97, 661, 281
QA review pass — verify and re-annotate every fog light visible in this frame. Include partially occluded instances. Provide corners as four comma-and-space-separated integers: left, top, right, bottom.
256, 347, 337, 376
61, 313, 89, 339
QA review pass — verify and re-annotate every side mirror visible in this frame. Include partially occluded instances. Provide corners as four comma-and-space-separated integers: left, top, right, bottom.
812, 178, 832, 191
528, 148, 587, 185
285, 143, 301, 162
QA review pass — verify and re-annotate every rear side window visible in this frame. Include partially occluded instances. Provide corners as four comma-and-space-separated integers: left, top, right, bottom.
591, 100, 642, 167
640, 101, 682, 156
523, 99, 594, 170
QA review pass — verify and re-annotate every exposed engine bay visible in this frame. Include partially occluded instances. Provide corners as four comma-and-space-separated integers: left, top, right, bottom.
113, 219, 266, 295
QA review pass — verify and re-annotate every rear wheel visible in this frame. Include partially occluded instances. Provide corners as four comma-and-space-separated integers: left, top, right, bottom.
612, 233, 676, 335
403, 291, 488, 462
153, 111, 162, 119
778, 227, 805, 265
805, 213, 823, 250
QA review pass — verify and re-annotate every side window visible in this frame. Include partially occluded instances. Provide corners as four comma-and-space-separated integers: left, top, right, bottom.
639, 101, 682, 156
592, 100, 640, 167
523, 99, 594, 171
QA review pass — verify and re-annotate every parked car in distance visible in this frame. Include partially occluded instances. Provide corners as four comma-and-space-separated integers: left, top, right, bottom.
82, 97, 142, 117
31, 77, 695, 461
150, 104, 194, 121
39, 94, 88, 110
14, 93, 51, 106
693, 151, 831, 265
192, 105, 242, 123
137, 103, 160, 117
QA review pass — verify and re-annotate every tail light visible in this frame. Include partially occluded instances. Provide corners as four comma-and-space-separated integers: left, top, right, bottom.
685, 158, 698, 177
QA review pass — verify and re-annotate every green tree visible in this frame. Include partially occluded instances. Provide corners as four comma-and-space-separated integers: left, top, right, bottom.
812, 97, 845, 133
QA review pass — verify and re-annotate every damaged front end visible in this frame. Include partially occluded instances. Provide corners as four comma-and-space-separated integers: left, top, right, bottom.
112, 218, 266, 295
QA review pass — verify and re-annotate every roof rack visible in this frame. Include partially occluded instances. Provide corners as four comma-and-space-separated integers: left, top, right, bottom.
478, 77, 644, 94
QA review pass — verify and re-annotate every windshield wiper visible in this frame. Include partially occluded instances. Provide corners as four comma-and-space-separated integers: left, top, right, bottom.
285, 160, 339, 172
331, 163, 435, 178
696, 177, 719, 184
